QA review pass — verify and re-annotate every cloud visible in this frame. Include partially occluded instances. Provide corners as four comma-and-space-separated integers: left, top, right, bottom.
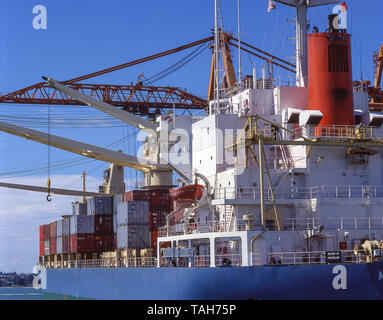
0, 174, 102, 273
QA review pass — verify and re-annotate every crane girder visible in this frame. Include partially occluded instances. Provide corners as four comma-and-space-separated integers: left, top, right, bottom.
0, 121, 169, 172
44, 77, 158, 133
0, 182, 107, 197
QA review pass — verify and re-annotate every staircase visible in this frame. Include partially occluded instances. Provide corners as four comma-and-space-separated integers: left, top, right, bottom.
220, 205, 235, 232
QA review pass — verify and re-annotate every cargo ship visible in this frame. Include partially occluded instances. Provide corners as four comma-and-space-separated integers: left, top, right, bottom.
1, 0, 383, 300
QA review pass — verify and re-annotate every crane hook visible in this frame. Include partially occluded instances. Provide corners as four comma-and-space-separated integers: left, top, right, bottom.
46, 178, 52, 202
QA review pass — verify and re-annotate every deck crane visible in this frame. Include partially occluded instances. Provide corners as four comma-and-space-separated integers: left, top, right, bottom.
0, 75, 193, 198
369, 45, 383, 111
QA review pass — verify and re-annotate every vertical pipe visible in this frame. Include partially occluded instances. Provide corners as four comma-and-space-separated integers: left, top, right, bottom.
259, 135, 265, 226
296, 4, 308, 87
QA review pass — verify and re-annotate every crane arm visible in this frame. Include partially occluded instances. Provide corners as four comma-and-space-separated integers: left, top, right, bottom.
0, 182, 106, 197
43, 77, 158, 134
374, 45, 383, 89
0, 121, 169, 172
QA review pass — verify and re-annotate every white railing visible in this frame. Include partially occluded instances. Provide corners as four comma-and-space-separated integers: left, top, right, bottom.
293, 125, 375, 140
43, 257, 157, 269
327, 217, 383, 230
214, 185, 383, 201
41, 249, 383, 269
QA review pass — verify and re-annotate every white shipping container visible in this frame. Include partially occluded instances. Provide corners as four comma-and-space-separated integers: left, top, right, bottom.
72, 202, 87, 216
70, 216, 95, 235
114, 194, 123, 213
117, 223, 151, 249
117, 201, 149, 225
44, 240, 50, 256
56, 220, 63, 237
56, 236, 63, 254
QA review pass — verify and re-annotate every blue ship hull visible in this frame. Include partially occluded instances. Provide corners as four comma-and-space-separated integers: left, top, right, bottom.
42, 261, 383, 300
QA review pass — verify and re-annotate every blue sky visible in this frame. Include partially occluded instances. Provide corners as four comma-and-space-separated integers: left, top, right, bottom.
0, 0, 382, 273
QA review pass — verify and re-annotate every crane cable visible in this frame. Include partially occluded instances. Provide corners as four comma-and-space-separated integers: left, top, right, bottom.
47, 98, 52, 202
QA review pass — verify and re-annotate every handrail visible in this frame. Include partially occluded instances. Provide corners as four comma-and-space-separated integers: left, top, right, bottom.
40, 249, 383, 269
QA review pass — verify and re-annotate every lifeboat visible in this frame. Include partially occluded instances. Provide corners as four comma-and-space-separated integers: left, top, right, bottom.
170, 184, 205, 204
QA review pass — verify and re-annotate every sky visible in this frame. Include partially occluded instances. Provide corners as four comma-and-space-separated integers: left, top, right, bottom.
0, 0, 382, 273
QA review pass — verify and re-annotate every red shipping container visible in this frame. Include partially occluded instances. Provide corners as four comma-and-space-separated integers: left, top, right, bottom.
62, 235, 70, 254
39, 240, 44, 257
94, 215, 113, 235
50, 237, 57, 255
70, 234, 94, 253
94, 234, 113, 252
39, 225, 44, 242
150, 189, 170, 210
123, 190, 151, 202
50, 222, 57, 238
151, 230, 158, 249
43, 224, 50, 239
149, 210, 168, 230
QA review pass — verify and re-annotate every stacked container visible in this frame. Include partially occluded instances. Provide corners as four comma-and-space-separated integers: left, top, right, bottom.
39, 226, 44, 257
113, 194, 123, 250
56, 220, 63, 254
70, 215, 95, 253
42, 224, 50, 256
39, 225, 50, 256
148, 189, 171, 249
94, 214, 114, 252
123, 189, 171, 249
87, 196, 114, 216
116, 201, 150, 249
62, 217, 71, 254
72, 202, 87, 216
49, 222, 57, 255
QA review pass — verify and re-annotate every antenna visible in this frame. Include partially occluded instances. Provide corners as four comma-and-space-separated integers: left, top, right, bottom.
238, 0, 242, 88
214, 0, 220, 110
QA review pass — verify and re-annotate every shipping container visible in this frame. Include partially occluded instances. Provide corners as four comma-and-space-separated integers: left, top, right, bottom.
94, 234, 113, 252
56, 236, 63, 254
44, 240, 50, 256
123, 190, 151, 202
56, 220, 63, 237
94, 215, 113, 235
117, 201, 149, 226
50, 237, 57, 255
70, 234, 94, 253
150, 189, 170, 209
43, 224, 50, 240
149, 209, 168, 229
151, 230, 158, 249
63, 217, 70, 236
117, 224, 151, 249
114, 233, 117, 250
39, 225, 44, 242
50, 221, 57, 238
39, 240, 44, 257
72, 202, 87, 216
87, 196, 114, 215
114, 194, 123, 212
62, 235, 70, 254
70, 215, 95, 234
